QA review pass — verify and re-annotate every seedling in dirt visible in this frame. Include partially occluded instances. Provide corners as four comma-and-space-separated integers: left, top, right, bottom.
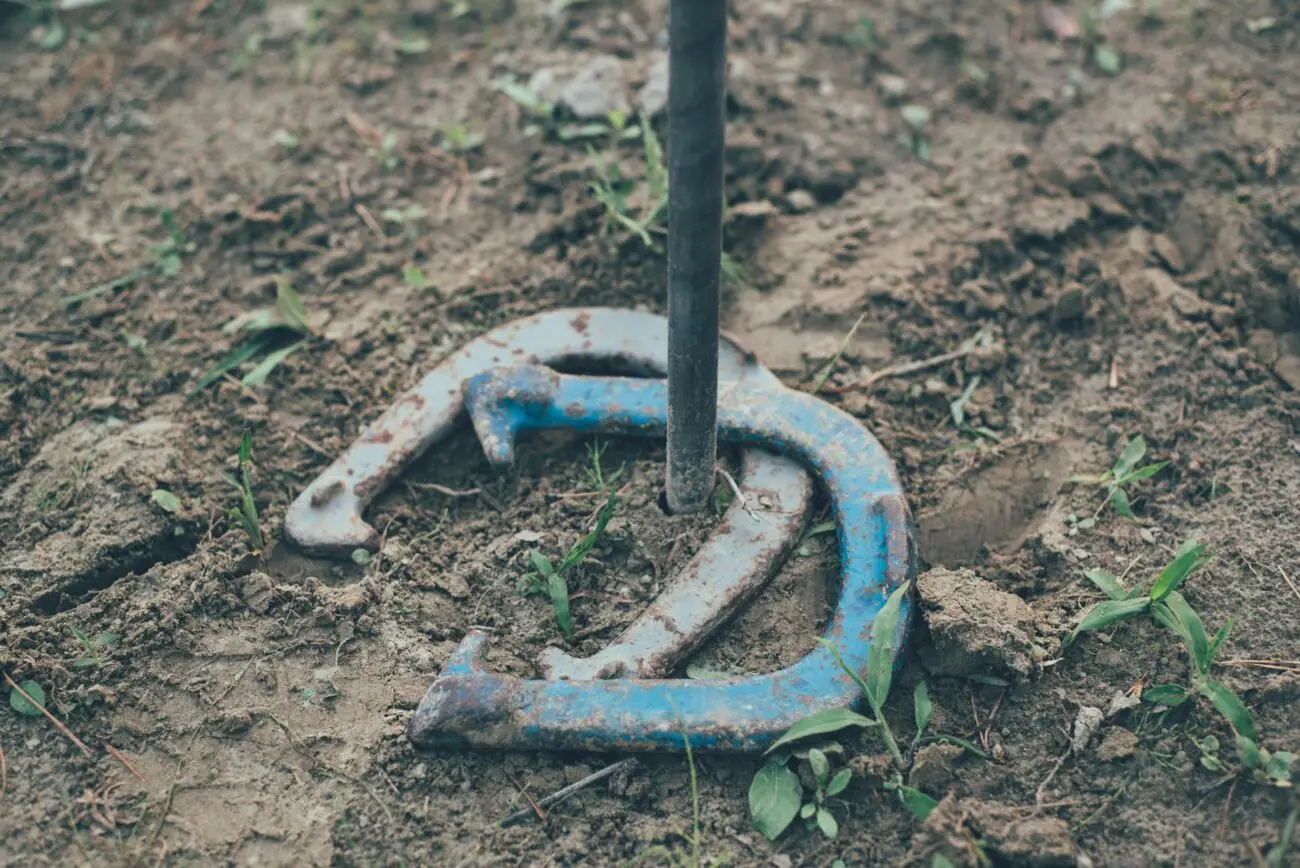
1068, 434, 1167, 520
367, 132, 402, 171
1067, 540, 1296, 788
191, 281, 312, 395
900, 104, 933, 162
589, 113, 667, 248
440, 123, 485, 154
583, 440, 624, 491
949, 376, 1001, 443
841, 15, 881, 50
633, 737, 705, 867
224, 430, 264, 550
750, 741, 852, 842
521, 488, 618, 640
70, 627, 120, 670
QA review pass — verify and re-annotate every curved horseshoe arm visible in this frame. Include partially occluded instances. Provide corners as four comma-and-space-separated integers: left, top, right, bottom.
282, 308, 809, 562
407, 366, 916, 753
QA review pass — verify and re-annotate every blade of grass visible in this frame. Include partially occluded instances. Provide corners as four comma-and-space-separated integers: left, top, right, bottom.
242, 341, 304, 387
190, 335, 273, 395
1150, 540, 1206, 603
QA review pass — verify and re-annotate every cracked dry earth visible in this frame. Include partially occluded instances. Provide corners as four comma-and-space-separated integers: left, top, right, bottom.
3, 0, 1300, 865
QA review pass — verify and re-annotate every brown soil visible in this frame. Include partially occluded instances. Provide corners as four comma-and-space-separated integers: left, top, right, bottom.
3, 0, 1300, 865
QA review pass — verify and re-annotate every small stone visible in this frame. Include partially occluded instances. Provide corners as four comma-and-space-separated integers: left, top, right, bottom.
1096, 727, 1138, 761
1106, 691, 1140, 718
559, 56, 628, 119
264, 3, 312, 41
771, 856, 793, 868
1151, 233, 1185, 273
1071, 706, 1104, 754
635, 55, 668, 117
917, 568, 1038, 680
786, 189, 816, 213
1274, 356, 1300, 391
877, 74, 909, 104
1088, 193, 1131, 221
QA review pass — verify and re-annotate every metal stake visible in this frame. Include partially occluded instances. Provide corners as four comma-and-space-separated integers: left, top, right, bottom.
665, 0, 727, 515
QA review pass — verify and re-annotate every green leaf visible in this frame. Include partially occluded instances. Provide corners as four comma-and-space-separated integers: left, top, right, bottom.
1084, 569, 1128, 601
72, 657, 99, 669
151, 489, 183, 514
1111, 435, 1148, 479
1206, 617, 1233, 666
95, 633, 120, 648
39, 15, 67, 50
749, 760, 802, 841
559, 490, 617, 572
528, 551, 555, 577
914, 681, 933, 739
1121, 461, 1168, 483
826, 768, 852, 797
1266, 751, 1295, 785
816, 808, 839, 839
1236, 734, 1261, 769
403, 265, 427, 288
804, 521, 838, 538
764, 707, 878, 755
933, 856, 956, 868
241, 341, 304, 387
238, 429, 255, 466
1110, 486, 1135, 518
808, 748, 830, 787
866, 584, 909, 709
1158, 593, 1210, 673
800, 802, 816, 819
896, 785, 939, 820
1068, 597, 1149, 642
274, 282, 312, 335
1198, 679, 1257, 743
1142, 684, 1190, 707
1150, 540, 1206, 603
546, 570, 572, 639
1095, 45, 1122, 75
923, 735, 990, 759
192, 337, 272, 395
9, 680, 46, 717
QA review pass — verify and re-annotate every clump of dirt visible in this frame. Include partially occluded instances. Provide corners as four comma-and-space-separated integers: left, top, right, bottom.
913, 795, 1077, 868
916, 566, 1041, 680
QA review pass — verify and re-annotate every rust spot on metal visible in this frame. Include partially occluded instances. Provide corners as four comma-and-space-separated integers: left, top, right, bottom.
571, 312, 591, 334
366, 429, 395, 444
310, 479, 345, 507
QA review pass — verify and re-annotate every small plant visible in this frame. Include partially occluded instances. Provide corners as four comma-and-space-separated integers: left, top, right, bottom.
367, 132, 402, 171
225, 430, 264, 550
1069, 434, 1167, 520
70, 627, 120, 670
440, 123, 485, 153
150, 209, 191, 278
900, 104, 932, 162
589, 112, 667, 248
521, 484, 618, 640
192, 281, 312, 395
8, 679, 46, 718
1067, 540, 1295, 789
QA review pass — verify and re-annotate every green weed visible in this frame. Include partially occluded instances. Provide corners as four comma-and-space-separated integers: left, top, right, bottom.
224, 430, 264, 550
70, 627, 120, 670
1067, 540, 1295, 789
191, 281, 311, 395
63, 209, 194, 307
1069, 434, 1167, 520
520, 443, 621, 639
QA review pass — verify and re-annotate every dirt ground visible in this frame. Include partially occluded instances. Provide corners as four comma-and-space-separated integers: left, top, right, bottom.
3, 0, 1300, 865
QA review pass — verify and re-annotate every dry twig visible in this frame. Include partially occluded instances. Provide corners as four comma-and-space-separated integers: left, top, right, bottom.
499, 759, 637, 827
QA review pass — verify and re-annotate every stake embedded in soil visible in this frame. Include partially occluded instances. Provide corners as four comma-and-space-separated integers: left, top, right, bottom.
498, 759, 638, 827
665, 0, 727, 515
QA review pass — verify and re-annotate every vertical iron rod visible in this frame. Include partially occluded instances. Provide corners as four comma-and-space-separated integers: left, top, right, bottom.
665, 0, 727, 515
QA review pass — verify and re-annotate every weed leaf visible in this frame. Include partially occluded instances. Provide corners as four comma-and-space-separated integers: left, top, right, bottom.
1158, 593, 1210, 673
1198, 679, 1258, 743
1112, 435, 1147, 479
749, 760, 802, 841
1142, 684, 1190, 707
274, 282, 311, 335
1084, 568, 1128, 601
914, 680, 933, 739
866, 584, 909, 708
242, 341, 304, 387
1150, 540, 1205, 603
922, 735, 990, 758
9, 680, 45, 717
826, 768, 852, 797
816, 808, 838, 839
808, 748, 830, 787
764, 707, 877, 755
1123, 461, 1168, 482
1110, 486, 1135, 518
1236, 734, 1261, 769
546, 570, 572, 639
151, 489, 182, 514
1207, 617, 1233, 667
190, 335, 273, 395
896, 784, 939, 821
1068, 597, 1149, 642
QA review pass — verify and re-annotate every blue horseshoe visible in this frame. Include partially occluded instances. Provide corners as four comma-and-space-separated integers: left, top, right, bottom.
407, 365, 915, 753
